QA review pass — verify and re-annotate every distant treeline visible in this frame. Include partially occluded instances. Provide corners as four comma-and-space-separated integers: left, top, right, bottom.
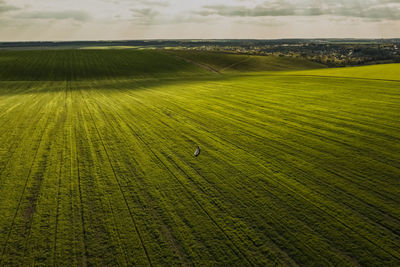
1, 39, 400, 48
1, 39, 400, 66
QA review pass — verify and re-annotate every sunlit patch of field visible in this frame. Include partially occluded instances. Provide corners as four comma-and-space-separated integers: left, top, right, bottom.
287, 63, 400, 81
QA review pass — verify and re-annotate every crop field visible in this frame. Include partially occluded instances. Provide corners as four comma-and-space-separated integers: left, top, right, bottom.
0, 50, 399, 266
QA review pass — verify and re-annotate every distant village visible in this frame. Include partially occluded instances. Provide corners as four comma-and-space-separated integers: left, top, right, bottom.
179, 40, 400, 67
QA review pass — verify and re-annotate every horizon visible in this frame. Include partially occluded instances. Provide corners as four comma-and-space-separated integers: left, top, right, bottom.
1, 38, 400, 43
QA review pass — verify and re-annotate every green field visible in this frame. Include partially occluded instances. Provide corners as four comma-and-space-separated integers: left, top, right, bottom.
0, 50, 399, 266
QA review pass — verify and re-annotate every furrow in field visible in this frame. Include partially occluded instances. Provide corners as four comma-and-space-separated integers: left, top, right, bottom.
201, 83, 400, 201
21, 90, 68, 265
74, 125, 89, 266
221, 79, 400, 154
118, 118, 255, 266
95, 88, 353, 265
73, 94, 132, 266
199, 90, 400, 203
0, 92, 58, 265
121, 93, 362, 264
107, 198, 130, 265
52, 81, 71, 265
152, 84, 400, 253
52, 151, 63, 266
78, 88, 153, 266
212, 81, 400, 147
155, 80, 400, 206
52, 82, 88, 266
69, 80, 129, 265
21, 88, 79, 265
85, 88, 253, 265
151, 110, 400, 264
83, 87, 255, 264
146, 82, 400, 221
147, 105, 388, 266
185, 77, 400, 156
110, 80, 400, 264
0, 97, 42, 180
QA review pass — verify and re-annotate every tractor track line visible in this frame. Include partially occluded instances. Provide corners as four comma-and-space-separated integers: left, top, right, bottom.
75, 126, 89, 266
0, 106, 50, 265
167, 53, 221, 74
21, 93, 68, 264
184, 114, 400, 257
113, 88, 366, 263
162, 151, 308, 265
189, 120, 400, 259
220, 56, 251, 72
96, 89, 249, 256
78, 94, 129, 266
158, 125, 337, 264
162, 93, 400, 207
0, 95, 46, 181
146, 87, 400, 206
116, 111, 255, 266
137, 91, 400, 259
201, 99, 400, 210
52, 152, 63, 266
93, 91, 291, 264
79, 89, 153, 267
53, 83, 69, 266
69, 83, 90, 266
176, 107, 400, 259
92, 96, 193, 265
207, 88, 400, 143
113, 95, 309, 264
205, 106, 400, 215
53, 86, 68, 266
67, 86, 84, 266
108, 198, 130, 266
172, 87, 400, 175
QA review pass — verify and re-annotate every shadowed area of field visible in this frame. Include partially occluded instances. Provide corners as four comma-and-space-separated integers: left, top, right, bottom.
166, 50, 326, 73
0, 50, 399, 266
0, 50, 209, 81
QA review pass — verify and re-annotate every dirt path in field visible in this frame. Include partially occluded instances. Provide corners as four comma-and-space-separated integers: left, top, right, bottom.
220, 56, 251, 72
167, 53, 221, 74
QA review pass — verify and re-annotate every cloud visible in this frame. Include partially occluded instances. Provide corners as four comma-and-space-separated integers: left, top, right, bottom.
15, 10, 92, 21
197, 0, 400, 21
0, 0, 19, 13
321, 4, 400, 20
199, 5, 295, 17
1, 0, 400, 41
104, 0, 168, 7
131, 8, 159, 18
138, 0, 169, 7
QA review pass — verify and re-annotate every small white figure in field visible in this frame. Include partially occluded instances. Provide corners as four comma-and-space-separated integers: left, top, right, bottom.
194, 146, 201, 157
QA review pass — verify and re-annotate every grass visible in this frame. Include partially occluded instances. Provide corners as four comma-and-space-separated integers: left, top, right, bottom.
0, 50, 209, 81
0, 49, 399, 266
79, 46, 142, 50
167, 50, 326, 73
286, 63, 400, 81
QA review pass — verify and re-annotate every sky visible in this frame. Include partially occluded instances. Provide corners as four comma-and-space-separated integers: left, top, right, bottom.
0, 0, 400, 41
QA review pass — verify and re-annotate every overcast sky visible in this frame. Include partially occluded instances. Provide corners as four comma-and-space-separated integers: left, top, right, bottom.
0, 0, 399, 41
